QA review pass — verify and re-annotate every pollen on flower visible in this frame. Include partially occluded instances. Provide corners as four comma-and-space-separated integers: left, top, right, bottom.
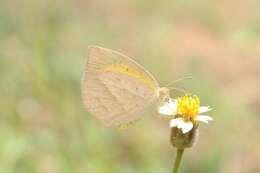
177, 95, 200, 121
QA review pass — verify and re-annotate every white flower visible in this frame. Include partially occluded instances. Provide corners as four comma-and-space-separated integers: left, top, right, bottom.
158, 95, 213, 134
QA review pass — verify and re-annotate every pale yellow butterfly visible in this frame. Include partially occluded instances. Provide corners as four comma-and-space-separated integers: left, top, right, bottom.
81, 46, 170, 128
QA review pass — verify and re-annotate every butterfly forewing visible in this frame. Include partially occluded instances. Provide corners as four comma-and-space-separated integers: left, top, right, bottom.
82, 46, 159, 127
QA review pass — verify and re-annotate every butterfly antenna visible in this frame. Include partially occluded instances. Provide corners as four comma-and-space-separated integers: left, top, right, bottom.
165, 75, 193, 87
169, 87, 190, 95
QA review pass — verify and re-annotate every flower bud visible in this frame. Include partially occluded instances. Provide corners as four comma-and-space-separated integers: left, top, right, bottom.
170, 124, 199, 149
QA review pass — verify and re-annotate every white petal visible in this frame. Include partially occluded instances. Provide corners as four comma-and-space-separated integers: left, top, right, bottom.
158, 99, 177, 116
170, 118, 183, 127
167, 99, 178, 112
158, 105, 172, 115
195, 115, 213, 123
180, 121, 193, 134
199, 106, 212, 113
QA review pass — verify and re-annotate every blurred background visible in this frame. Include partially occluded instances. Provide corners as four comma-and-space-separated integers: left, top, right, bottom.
1, 0, 260, 172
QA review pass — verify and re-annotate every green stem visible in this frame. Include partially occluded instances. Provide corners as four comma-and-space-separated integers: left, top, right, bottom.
172, 149, 184, 173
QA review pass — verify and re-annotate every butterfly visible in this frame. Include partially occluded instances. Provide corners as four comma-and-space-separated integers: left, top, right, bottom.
81, 46, 171, 128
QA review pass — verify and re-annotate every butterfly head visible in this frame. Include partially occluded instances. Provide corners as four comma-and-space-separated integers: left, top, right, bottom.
156, 87, 171, 102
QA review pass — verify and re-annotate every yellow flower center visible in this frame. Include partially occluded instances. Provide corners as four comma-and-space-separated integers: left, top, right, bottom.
177, 95, 200, 121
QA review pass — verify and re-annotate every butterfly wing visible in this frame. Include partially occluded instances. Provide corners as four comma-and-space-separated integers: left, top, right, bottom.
82, 46, 159, 127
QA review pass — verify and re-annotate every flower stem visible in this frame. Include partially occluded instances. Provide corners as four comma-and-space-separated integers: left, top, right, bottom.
172, 149, 184, 173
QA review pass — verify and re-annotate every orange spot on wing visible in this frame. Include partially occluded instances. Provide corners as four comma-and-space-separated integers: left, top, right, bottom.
102, 64, 156, 90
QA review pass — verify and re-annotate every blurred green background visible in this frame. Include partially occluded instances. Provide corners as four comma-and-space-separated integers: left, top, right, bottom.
1, 0, 260, 172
